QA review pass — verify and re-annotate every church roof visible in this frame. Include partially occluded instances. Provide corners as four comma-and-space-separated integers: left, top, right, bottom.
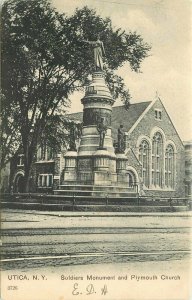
111, 101, 152, 137
68, 101, 152, 139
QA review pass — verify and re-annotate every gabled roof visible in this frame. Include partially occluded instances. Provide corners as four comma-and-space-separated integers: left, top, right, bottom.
156, 98, 184, 146
68, 101, 152, 140
111, 101, 151, 136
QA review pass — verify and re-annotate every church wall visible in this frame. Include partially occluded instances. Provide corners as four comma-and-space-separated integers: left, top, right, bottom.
127, 99, 185, 198
184, 141, 192, 197
126, 149, 142, 179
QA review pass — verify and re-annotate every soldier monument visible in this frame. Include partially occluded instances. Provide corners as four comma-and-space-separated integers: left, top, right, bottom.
60, 38, 130, 196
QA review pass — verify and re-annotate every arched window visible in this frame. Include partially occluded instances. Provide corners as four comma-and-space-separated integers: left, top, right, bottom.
165, 144, 175, 188
47, 146, 53, 160
152, 132, 163, 187
139, 140, 150, 187
39, 143, 46, 160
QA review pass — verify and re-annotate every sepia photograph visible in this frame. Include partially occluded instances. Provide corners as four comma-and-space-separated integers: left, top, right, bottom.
1, 0, 192, 299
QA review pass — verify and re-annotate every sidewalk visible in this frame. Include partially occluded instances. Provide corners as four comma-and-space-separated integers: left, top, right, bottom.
2, 208, 192, 217
2, 208, 192, 230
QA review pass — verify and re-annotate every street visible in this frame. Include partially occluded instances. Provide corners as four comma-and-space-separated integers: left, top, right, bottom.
1, 209, 192, 269
1, 209, 192, 300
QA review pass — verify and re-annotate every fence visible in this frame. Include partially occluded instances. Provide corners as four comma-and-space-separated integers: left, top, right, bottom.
1, 192, 191, 210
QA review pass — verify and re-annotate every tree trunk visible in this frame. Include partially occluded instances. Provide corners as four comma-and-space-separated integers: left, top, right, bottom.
23, 165, 32, 193
23, 138, 36, 193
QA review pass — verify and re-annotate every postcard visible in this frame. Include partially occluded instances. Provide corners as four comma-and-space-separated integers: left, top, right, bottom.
1, 0, 192, 300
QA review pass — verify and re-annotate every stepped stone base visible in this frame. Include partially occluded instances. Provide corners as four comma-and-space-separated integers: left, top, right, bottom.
55, 183, 137, 198
93, 171, 117, 185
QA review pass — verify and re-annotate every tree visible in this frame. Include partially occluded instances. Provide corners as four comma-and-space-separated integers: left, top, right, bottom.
0, 93, 21, 170
1, 0, 150, 191
42, 114, 82, 155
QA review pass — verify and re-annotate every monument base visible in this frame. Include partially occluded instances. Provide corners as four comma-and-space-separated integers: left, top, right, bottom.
63, 170, 77, 182
93, 171, 111, 185
117, 173, 129, 186
54, 183, 137, 198
62, 150, 77, 182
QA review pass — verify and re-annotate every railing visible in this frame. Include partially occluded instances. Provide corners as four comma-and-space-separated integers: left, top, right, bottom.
1, 192, 191, 209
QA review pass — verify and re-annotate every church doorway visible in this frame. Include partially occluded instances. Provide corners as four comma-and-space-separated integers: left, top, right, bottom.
127, 168, 139, 193
14, 173, 25, 193
128, 171, 136, 188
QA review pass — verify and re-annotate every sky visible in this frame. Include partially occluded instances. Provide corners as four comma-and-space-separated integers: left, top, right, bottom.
51, 0, 192, 141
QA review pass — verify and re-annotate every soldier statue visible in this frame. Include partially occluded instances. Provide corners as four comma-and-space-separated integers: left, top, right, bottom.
117, 124, 125, 153
76, 122, 83, 138
83, 36, 105, 71
69, 122, 77, 151
97, 117, 107, 149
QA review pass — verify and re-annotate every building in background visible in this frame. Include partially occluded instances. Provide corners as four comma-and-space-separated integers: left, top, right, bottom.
184, 141, 192, 198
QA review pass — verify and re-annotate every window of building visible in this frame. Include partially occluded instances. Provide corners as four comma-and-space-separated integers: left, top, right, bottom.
155, 110, 158, 119
165, 144, 175, 188
152, 132, 163, 187
37, 144, 54, 161
47, 147, 53, 160
139, 140, 150, 187
38, 174, 53, 187
17, 155, 24, 166
155, 109, 162, 120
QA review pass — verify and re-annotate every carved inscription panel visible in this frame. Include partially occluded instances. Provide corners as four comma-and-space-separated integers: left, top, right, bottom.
83, 108, 111, 127
78, 158, 92, 171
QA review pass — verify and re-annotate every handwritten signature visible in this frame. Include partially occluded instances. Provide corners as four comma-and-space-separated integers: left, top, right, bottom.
72, 283, 108, 296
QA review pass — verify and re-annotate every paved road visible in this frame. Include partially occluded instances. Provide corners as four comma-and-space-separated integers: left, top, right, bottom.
1, 209, 192, 300
1, 209, 192, 271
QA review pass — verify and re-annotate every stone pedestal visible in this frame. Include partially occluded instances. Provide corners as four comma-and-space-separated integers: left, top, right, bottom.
77, 156, 93, 184
63, 151, 77, 182
116, 153, 128, 186
93, 149, 111, 185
